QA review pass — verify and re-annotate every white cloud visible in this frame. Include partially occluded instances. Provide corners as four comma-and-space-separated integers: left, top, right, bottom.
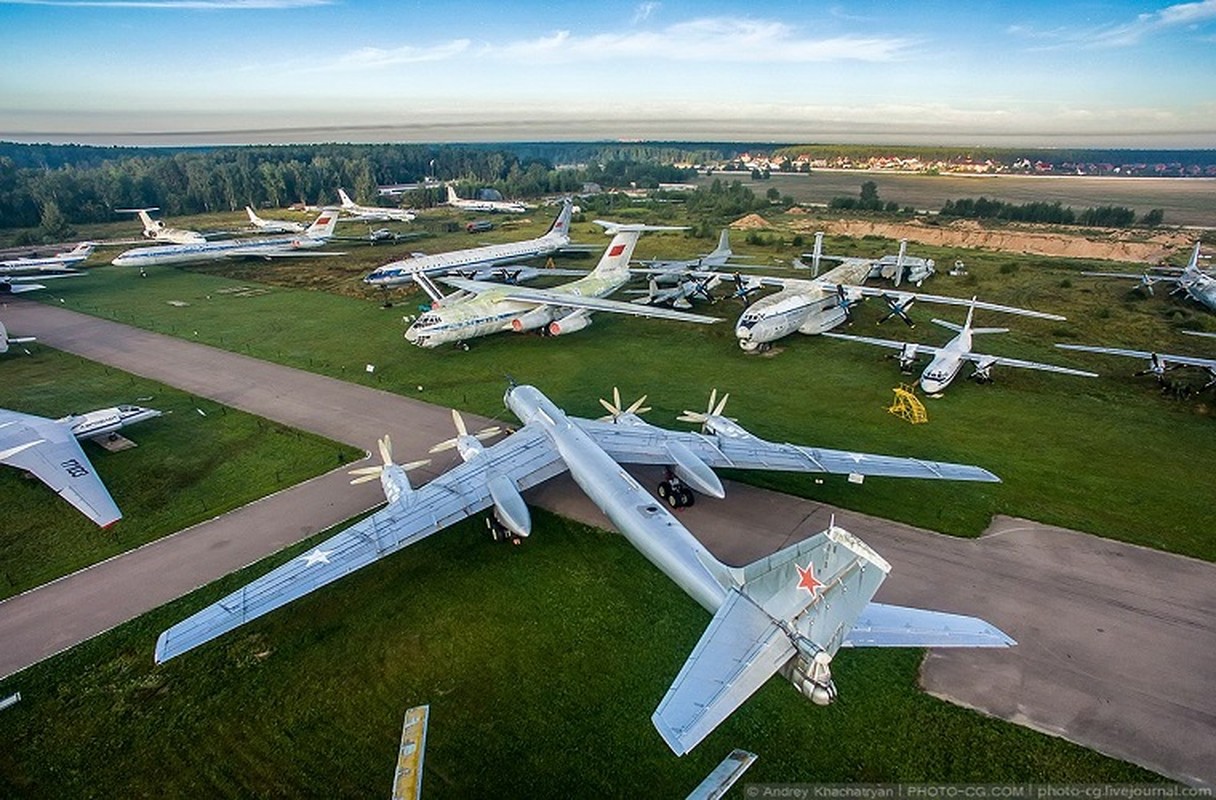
1009, 0, 1216, 48
333, 39, 472, 69
0, 0, 327, 7
632, 2, 659, 25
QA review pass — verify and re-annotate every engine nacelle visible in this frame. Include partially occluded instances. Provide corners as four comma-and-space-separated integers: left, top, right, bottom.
784, 649, 838, 706
896, 343, 919, 371
511, 307, 553, 333
548, 311, 592, 336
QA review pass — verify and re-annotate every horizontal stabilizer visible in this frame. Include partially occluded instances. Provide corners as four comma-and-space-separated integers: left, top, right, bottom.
844, 602, 1015, 647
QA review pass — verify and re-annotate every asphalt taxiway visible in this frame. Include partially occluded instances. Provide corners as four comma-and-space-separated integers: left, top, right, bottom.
2, 300, 1213, 786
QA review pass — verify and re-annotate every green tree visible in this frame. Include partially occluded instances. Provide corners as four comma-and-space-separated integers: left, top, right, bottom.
38, 199, 74, 241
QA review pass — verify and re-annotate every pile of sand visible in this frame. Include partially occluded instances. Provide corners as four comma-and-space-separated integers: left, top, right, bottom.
731, 213, 773, 230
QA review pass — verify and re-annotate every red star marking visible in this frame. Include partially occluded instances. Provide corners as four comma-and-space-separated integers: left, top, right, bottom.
795, 562, 824, 596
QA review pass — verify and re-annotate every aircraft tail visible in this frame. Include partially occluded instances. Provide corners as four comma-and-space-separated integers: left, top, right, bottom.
246, 206, 262, 225
1183, 242, 1204, 276
705, 229, 733, 265
653, 523, 889, 756
446, 185, 460, 205
544, 198, 574, 241
338, 188, 356, 209
305, 208, 340, 239
590, 230, 645, 280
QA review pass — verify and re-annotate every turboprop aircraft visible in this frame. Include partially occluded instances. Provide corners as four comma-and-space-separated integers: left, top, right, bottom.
0, 403, 161, 527
337, 188, 416, 222
445, 184, 528, 214
117, 208, 206, 244
796, 234, 935, 287
154, 383, 1012, 756
1056, 342, 1216, 392
245, 206, 306, 234
1083, 242, 1215, 314
1, 242, 94, 273
0, 321, 36, 354
110, 209, 341, 267
403, 222, 719, 348
364, 199, 579, 289
825, 300, 1097, 394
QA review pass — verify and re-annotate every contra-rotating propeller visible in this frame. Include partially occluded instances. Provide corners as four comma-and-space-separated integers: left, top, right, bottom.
877, 293, 916, 327
1134, 353, 1176, 382
348, 434, 430, 485
834, 285, 865, 322
598, 386, 650, 421
428, 409, 502, 453
677, 388, 735, 427
729, 272, 761, 306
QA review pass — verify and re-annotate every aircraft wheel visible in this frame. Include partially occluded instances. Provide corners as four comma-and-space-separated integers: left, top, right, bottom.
680, 489, 695, 508
657, 481, 671, 499
666, 491, 682, 509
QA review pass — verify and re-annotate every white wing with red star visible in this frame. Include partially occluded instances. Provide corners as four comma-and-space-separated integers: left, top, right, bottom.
154, 424, 566, 663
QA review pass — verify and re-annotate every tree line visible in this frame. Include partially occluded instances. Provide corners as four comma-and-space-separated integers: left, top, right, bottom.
939, 197, 1164, 227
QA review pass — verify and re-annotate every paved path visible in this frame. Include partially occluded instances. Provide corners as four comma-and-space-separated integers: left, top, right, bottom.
2, 300, 1214, 786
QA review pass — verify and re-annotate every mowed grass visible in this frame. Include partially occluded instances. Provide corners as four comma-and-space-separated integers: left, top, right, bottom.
0, 347, 360, 599
37, 224, 1216, 562
0, 510, 1158, 798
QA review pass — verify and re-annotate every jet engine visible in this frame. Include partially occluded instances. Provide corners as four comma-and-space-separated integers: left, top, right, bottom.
510, 307, 553, 332
548, 310, 592, 336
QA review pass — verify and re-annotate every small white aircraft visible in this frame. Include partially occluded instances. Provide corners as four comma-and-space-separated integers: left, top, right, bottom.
111, 209, 342, 267
154, 383, 1012, 756
445, 185, 528, 214
1056, 342, 1216, 393
1083, 242, 1216, 315
116, 208, 206, 244
364, 199, 579, 289
245, 206, 306, 234
0, 242, 94, 273
0, 403, 161, 527
404, 222, 720, 348
337, 189, 416, 222
825, 300, 1097, 394
0, 321, 36, 354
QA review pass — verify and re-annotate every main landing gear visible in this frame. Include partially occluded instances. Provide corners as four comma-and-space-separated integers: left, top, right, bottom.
486, 516, 523, 546
656, 476, 696, 510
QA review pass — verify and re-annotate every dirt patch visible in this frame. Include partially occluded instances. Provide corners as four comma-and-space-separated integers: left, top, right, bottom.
731, 213, 774, 230
789, 217, 1195, 263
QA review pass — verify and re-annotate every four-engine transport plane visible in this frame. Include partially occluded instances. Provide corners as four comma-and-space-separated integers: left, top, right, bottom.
445, 184, 529, 214
1083, 242, 1215, 315
825, 301, 1097, 394
117, 208, 206, 244
154, 383, 1012, 756
0, 403, 161, 527
337, 188, 417, 222
364, 199, 577, 289
245, 206, 306, 234
1, 242, 94, 273
1056, 342, 1216, 393
404, 223, 719, 348
110, 210, 341, 267
796, 233, 935, 287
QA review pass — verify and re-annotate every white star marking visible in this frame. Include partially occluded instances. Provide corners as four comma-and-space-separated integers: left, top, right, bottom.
300, 549, 332, 567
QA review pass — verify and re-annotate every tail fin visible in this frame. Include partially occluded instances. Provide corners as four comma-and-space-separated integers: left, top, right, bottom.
338, 188, 355, 209
246, 206, 262, 225
653, 524, 889, 756
1184, 242, 1202, 275
894, 239, 907, 287
305, 208, 340, 239
446, 185, 460, 205
706, 229, 732, 264
544, 198, 573, 240
591, 230, 643, 279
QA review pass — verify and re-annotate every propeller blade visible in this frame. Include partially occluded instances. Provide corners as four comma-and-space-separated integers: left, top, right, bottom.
401, 459, 431, 472
348, 466, 383, 476
350, 473, 382, 485
712, 392, 730, 417
612, 387, 622, 414
626, 394, 649, 414
451, 408, 467, 437
677, 411, 707, 423
378, 435, 393, 466
706, 388, 718, 416
599, 396, 619, 416
429, 438, 459, 453
475, 426, 501, 440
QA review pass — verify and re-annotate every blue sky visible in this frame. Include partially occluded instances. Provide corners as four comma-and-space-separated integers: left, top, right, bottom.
1, 0, 1214, 146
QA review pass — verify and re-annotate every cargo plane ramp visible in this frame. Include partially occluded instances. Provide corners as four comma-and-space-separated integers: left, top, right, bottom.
155, 384, 1011, 755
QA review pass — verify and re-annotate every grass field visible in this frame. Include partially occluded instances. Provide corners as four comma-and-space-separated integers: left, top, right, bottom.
0, 347, 360, 599
31, 220, 1216, 562
0, 511, 1159, 798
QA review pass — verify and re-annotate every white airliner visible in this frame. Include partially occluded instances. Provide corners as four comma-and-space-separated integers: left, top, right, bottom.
1082, 242, 1215, 315
445, 185, 528, 214
1, 242, 93, 273
337, 189, 416, 222
404, 223, 719, 348
364, 199, 577, 289
116, 208, 206, 244
245, 206, 306, 234
111, 210, 341, 267
825, 300, 1097, 394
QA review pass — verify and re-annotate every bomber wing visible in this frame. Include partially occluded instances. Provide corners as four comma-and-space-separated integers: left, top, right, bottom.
440, 277, 721, 325
1056, 342, 1216, 371
0, 410, 121, 527
573, 418, 999, 482
154, 424, 565, 664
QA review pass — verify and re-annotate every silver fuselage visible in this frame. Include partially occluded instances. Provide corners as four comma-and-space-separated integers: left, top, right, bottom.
735, 261, 871, 350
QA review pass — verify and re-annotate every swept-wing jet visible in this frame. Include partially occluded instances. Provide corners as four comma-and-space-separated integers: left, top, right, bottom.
1056, 342, 1216, 392
0, 320, 36, 354
337, 188, 416, 222
111, 209, 342, 267
403, 223, 719, 348
364, 199, 579, 289
245, 206, 306, 234
825, 300, 1096, 394
117, 208, 206, 244
1082, 242, 1215, 314
0, 403, 160, 527
445, 184, 529, 214
154, 384, 1012, 755
0, 242, 94, 273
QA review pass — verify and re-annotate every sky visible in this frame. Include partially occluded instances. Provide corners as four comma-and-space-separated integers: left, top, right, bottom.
1, 0, 1215, 147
